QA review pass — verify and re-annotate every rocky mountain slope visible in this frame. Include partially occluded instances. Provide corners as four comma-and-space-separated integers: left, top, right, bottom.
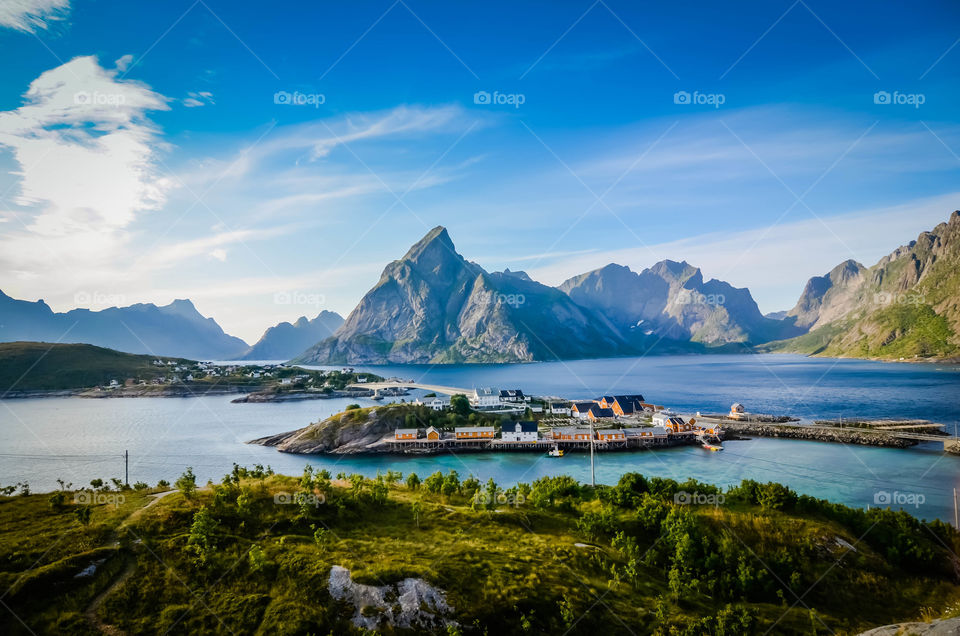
558, 261, 802, 345
769, 210, 960, 360
239, 311, 343, 360
0, 293, 247, 360
250, 404, 411, 453
294, 227, 627, 363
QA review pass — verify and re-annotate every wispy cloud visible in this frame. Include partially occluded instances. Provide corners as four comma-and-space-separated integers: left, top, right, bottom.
0, 0, 70, 33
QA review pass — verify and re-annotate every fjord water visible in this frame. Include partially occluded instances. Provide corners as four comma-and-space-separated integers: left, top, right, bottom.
1, 354, 958, 520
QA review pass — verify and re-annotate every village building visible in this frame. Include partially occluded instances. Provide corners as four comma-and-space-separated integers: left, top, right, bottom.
551, 426, 595, 440
472, 387, 500, 408
394, 428, 418, 440
498, 389, 525, 403
609, 395, 646, 416
588, 407, 616, 421
596, 429, 626, 441
549, 402, 571, 416
501, 421, 538, 442
425, 426, 442, 440
729, 403, 746, 419
623, 426, 668, 438
454, 426, 495, 440
571, 402, 599, 420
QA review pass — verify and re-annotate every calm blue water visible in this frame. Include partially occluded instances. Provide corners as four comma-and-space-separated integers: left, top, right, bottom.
1, 354, 958, 521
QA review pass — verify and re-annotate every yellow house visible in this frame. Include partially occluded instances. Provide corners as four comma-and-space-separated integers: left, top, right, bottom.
394, 429, 418, 440
597, 430, 625, 441
425, 426, 441, 440
454, 426, 495, 439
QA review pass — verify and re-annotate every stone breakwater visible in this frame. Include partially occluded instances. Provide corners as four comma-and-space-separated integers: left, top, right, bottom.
721, 422, 917, 448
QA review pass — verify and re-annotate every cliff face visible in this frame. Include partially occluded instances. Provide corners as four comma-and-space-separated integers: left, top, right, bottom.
773, 211, 960, 359
295, 227, 625, 364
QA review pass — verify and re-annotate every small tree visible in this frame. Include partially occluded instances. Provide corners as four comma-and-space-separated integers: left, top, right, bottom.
406, 473, 421, 490
176, 467, 198, 500
74, 505, 92, 526
187, 506, 219, 566
450, 394, 471, 416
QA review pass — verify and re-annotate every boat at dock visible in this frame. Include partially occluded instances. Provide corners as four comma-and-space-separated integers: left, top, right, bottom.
547, 446, 564, 457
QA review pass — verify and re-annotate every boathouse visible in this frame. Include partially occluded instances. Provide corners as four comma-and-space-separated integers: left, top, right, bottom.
596, 429, 626, 441
425, 426, 442, 440
394, 428, 418, 440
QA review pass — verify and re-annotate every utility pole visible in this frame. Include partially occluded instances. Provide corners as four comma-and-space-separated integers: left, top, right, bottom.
124, 450, 128, 486
954, 488, 958, 530
589, 419, 595, 487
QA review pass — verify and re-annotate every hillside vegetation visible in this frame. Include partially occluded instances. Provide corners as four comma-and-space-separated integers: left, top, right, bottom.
0, 342, 191, 391
0, 468, 957, 635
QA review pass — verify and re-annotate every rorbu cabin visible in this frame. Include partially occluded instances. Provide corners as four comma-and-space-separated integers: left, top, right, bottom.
394, 428, 418, 440
425, 426, 442, 440
596, 429, 626, 441
454, 426, 495, 440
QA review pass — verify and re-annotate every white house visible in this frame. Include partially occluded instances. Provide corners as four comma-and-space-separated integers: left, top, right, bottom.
472, 387, 500, 408
501, 421, 538, 442
428, 397, 448, 411
549, 403, 571, 416
279, 378, 292, 385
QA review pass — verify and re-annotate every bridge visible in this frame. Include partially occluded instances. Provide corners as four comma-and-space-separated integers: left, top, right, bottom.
347, 381, 474, 397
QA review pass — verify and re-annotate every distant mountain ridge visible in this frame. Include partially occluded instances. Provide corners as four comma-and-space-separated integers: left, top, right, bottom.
239, 311, 344, 360
769, 210, 960, 359
0, 292, 248, 360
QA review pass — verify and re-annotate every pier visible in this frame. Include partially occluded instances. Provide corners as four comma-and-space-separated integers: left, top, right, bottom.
379, 432, 696, 454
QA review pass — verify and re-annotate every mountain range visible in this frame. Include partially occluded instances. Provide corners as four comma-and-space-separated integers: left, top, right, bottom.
238, 311, 344, 360
766, 210, 960, 359
294, 226, 801, 364
0, 293, 247, 360
2, 211, 957, 363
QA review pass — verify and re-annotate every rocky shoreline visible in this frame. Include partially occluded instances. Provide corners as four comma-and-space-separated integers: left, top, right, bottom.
231, 389, 373, 403
720, 421, 918, 448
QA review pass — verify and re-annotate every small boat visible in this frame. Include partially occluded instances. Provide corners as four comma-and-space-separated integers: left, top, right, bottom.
702, 442, 723, 451
547, 446, 564, 457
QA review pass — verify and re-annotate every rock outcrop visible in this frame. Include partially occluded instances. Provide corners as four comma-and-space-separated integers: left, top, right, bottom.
249, 405, 413, 454
328, 565, 457, 631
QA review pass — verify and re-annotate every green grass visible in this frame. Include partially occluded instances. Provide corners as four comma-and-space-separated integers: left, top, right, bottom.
1, 471, 958, 635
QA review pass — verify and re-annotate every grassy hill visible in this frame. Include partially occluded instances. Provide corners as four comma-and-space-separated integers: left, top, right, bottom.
0, 342, 192, 392
0, 468, 957, 635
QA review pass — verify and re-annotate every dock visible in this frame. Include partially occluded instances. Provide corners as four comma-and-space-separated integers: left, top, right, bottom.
378, 432, 698, 454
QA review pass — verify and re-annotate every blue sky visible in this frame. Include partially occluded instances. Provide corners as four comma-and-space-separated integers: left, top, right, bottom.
0, 0, 958, 342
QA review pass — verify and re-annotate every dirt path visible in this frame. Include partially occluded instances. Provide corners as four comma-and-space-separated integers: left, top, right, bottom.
84, 490, 177, 634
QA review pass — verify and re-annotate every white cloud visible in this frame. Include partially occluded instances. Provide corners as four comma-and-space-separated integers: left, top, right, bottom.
0, 0, 70, 33
183, 91, 214, 108
208, 248, 227, 262
114, 54, 134, 72
0, 56, 171, 272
